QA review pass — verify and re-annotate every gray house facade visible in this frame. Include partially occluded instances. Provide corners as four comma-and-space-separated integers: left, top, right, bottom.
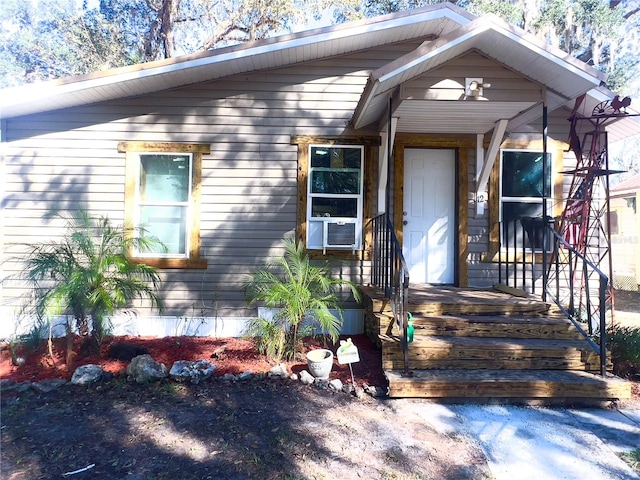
1, 3, 638, 338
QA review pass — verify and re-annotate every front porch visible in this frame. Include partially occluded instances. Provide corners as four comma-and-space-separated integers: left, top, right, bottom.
362, 284, 631, 403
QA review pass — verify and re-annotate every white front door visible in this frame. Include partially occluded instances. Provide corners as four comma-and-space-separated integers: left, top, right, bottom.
403, 148, 456, 284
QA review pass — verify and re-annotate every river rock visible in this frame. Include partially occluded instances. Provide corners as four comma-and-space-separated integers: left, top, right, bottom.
365, 385, 387, 398
299, 370, 315, 385
268, 363, 288, 378
329, 379, 343, 392
127, 354, 168, 383
71, 364, 105, 385
170, 360, 216, 384
223, 373, 237, 382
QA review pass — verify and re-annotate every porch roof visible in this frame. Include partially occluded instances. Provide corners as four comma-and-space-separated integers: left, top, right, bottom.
351, 14, 606, 135
611, 172, 640, 196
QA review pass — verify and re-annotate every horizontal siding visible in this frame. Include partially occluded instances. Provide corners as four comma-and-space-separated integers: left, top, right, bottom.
2, 43, 412, 320
406, 52, 543, 103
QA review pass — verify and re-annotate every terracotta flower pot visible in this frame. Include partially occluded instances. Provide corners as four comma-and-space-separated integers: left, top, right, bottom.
306, 348, 334, 379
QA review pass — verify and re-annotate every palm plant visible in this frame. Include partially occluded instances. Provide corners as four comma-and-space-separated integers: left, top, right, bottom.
21, 210, 164, 365
244, 238, 361, 361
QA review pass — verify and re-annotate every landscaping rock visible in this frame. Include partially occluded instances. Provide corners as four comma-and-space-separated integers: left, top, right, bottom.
299, 370, 315, 385
127, 354, 168, 383
268, 363, 288, 378
289, 373, 299, 381
223, 373, 237, 382
364, 385, 387, 398
354, 386, 365, 399
170, 360, 216, 384
329, 379, 343, 392
314, 378, 329, 389
238, 371, 253, 381
342, 383, 354, 395
11, 356, 26, 366
71, 364, 105, 385
32, 379, 67, 393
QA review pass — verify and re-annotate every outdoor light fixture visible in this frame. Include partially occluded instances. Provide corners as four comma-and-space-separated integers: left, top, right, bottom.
465, 77, 491, 100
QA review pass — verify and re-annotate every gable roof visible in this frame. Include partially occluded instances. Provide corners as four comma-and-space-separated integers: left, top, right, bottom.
0, 3, 473, 120
351, 13, 605, 134
0, 2, 638, 142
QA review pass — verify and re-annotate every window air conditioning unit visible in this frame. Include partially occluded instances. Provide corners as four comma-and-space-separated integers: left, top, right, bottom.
323, 220, 357, 254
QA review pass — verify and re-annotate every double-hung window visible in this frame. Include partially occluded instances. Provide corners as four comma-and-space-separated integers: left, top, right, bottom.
306, 145, 364, 252
119, 142, 208, 269
500, 149, 552, 251
136, 153, 192, 256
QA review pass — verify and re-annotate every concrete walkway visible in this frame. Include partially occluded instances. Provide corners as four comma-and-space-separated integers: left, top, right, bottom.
418, 404, 640, 479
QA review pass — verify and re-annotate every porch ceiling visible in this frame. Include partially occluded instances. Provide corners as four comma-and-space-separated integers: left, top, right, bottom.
393, 100, 536, 134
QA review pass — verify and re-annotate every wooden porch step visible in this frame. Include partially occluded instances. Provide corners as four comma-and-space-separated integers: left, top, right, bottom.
381, 335, 592, 370
362, 285, 551, 318
385, 369, 631, 400
412, 315, 584, 340
406, 286, 551, 317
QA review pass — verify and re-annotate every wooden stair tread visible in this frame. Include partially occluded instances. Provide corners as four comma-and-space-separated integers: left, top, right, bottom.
386, 369, 623, 383
383, 335, 589, 350
409, 315, 583, 340
413, 314, 574, 325
385, 369, 631, 399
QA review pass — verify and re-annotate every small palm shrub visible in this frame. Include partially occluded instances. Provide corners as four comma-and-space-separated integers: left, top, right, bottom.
607, 325, 640, 377
244, 238, 361, 362
20, 210, 164, 366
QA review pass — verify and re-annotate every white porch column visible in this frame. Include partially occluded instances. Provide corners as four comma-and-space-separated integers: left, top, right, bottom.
378, 116, 398, 214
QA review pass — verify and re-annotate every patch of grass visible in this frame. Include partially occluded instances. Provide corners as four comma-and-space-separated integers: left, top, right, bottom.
622, 448, 640, 473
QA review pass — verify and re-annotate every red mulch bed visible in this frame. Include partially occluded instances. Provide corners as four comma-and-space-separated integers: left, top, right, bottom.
0, 334, 387, 387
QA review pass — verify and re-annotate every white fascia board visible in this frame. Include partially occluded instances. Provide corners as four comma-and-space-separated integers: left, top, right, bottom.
0, 7, 472, 119
377, 19, 603, 88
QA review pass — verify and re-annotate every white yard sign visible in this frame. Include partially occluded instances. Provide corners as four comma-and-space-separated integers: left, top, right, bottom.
337, 338, 360, 365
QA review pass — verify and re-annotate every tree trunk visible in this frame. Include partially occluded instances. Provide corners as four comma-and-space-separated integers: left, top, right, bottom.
65, 321, 74, 370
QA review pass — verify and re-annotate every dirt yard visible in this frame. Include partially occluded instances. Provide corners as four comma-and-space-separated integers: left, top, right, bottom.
1, 378, 491, 480
1, 334, 492, 479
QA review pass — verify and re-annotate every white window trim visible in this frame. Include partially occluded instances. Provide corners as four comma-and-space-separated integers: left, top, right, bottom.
306, 144, 364, 251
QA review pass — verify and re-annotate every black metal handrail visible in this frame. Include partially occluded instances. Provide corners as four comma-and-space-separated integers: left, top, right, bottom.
498, 217, 609, 376
372, 213, 411, 375
544, 225, 609, 376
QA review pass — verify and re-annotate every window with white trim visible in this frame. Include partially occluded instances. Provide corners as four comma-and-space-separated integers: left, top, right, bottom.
306, 145, 363, 251
500, 149, 552, 251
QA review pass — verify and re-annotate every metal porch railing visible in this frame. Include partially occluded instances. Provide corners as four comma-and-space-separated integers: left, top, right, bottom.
498, 217, 609, 376
372, 213, 411, 375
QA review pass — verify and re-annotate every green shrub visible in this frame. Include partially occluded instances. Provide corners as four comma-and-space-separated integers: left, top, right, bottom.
20, 210, 164, 365
607, 325, 640, 375
244, 238, 361, 362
